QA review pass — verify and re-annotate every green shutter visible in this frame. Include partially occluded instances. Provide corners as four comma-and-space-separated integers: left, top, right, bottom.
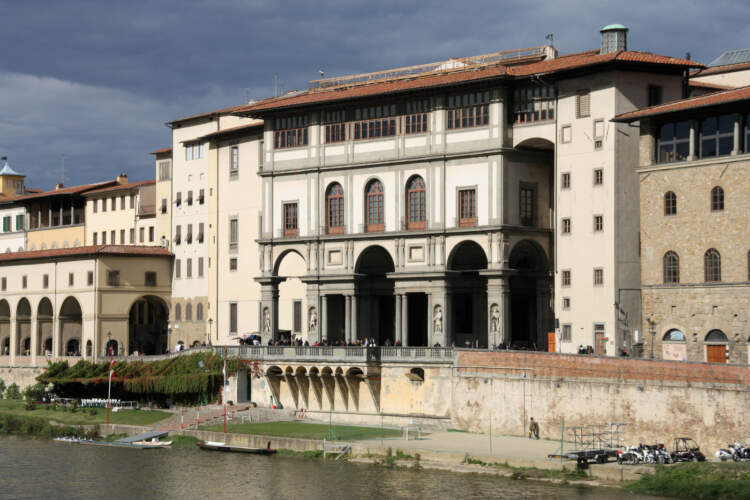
2, 217, 7, 232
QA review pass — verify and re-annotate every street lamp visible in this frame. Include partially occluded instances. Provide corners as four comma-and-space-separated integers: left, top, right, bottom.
208, 318, 214, 345
646, 316, 656, 359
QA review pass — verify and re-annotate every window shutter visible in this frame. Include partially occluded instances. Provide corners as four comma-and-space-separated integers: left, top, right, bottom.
576, 91, 590, 118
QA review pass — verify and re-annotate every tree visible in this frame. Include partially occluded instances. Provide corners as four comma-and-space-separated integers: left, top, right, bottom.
5, 383, 21, 400
0, 378, 5, 399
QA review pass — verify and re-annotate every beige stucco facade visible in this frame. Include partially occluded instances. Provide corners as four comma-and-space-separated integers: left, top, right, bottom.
84, 180, 157, 246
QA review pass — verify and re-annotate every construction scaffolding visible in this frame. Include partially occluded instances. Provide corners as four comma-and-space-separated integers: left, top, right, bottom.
569, 423, 628, 452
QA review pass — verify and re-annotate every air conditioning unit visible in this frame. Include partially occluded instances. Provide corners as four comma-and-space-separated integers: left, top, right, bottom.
633, 329, 642, 344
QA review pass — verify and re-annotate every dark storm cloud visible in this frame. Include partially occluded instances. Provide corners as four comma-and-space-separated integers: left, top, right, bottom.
0, 0, 747, 188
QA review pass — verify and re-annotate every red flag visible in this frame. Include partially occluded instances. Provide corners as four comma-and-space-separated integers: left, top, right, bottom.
109, 347, 116, 376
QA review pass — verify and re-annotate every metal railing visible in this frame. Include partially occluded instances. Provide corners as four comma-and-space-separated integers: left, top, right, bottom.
213, 345, 454, 364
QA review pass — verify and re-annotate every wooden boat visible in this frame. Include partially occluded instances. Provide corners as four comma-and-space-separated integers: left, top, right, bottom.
197, 440, 277, 455
132, 439, 173, 448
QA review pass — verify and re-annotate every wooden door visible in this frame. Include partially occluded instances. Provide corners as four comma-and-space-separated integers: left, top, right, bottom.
547, 332, 556, 353
706, 344, 727, 363
595, 332, 606, 355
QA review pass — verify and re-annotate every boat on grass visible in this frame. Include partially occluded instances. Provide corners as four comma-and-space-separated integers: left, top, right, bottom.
197, 440, 277, 455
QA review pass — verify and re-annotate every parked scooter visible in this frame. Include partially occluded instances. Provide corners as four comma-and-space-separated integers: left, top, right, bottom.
651, 443, 672, 464
716, 442, 741, 462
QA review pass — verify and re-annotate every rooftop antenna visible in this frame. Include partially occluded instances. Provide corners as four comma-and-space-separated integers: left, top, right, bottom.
243, 88, 251, 103
273, 73, 279, 97
545, 33, 554, 46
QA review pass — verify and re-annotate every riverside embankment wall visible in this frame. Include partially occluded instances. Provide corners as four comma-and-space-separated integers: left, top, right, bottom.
0, 365, 45, 389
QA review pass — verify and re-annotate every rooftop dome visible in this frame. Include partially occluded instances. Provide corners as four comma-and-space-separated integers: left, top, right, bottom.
601, 23, 628, 31
0, 157, 22, 177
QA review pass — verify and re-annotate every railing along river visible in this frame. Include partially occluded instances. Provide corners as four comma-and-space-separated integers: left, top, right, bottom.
213, 345, 455, 363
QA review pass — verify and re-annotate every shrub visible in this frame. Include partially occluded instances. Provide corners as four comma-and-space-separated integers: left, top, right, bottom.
5, 383, 21, 400
23, 383, 47, 402
0, 378, 5, 398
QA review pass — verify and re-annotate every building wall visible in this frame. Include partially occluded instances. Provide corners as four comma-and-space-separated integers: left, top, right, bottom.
27, 226, 84, 251
692, 68, 750, 88
85, 187, 156, 246
155, 155, 172, 248
0, 205, 28, 252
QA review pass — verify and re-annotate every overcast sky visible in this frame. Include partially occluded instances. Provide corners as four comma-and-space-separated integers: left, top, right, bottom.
0, 0, 747, 189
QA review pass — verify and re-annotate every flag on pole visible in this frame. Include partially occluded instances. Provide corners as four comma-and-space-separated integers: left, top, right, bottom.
109, 347, 116, 377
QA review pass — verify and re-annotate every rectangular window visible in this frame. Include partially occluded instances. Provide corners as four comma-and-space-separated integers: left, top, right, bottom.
186, 224, 193, 244
175, 192, 182, 207
120, 229, 125, 244
198, 257, 204, 277
513, 86, 556, 124
447, 91, 489, 129
120, 195, 126, 210
139, 227, 145, 243
187, 190, 193, 206
22, 275, 27, 289
283, 202, 298, 237
15, 214, 23, 231
93, 199, 98, 213
229, 257, 238, 271
561, 218, 571, 234
149, 227, 154, 242
230, 146, 239, 172
229, 302, 238, 333
158, 160, 170, 181
199, 189, 205, 205
197, 223, 203, 243
657, 121, 690, 163
185, 143, 206, 160
145, 271, 157, 286
647, 85, 663, 107
594, 268, 604, 286
111, 197, 116, 211
593, 119, 605, 139
43, 274, 49, 289
519, 186, 536, 227
174, 225, 181, 245
102, 198, 107, 212
700, 114, 734, 158
130, 194, 135, 209
561, 270, 571, 287
293, 300, 302, 332
562, 297, 570, 310
93, 233, 98, 245
161, 198, 167, 214
175, 259, 181, 279
1, 277, 6, 291
274, 115, 309, 149
593, 215, 603, 232
106, 270, 120, 286
324, 111, 346, 143
101, 231, 107, 244
229, 218, 238, 249
561, 172, 570, 189
186, 258, 192, 278
458, 188, 477, 227
575, 90, 591, 118
405, 99, 429, 134
353, 104, 397, 140
594, 168, 603, 185
87, 271, 94, 286
110, 230, 115, 244
561, 125, 572, 143
562, 324, 572, 342
130, 228, 135, 244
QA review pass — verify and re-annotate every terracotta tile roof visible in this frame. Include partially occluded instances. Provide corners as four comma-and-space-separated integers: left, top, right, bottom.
167, 104, 247, 126
693, 60, 750, 76
236, 50, 703, 114
149, 147, 172, 155
83, 179, 156, 196
613, 85, 750, 122
199, 121, 264, 141
0, 245, 172, 263
3, 181, 118, 203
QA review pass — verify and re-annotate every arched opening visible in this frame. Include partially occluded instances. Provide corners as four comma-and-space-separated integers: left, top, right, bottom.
355, 245, 395, 345
365, 179, 385, 232
325, 182, 345, 234
85, 340, 92, 358
128, 295, 169, 355
705, 329, 728, 363
43, 338, 52, 354
37, 298, 53, 356
16, 298, 31, 356
408, 367, 425, 382
406, 175, 426, 230
0, 300, 9, 355
508, 240, 551, 350
106, 339, 119, 356
275, 250, 306, 343
447, 241, 488, 348
661, 328, 686, 361
59, 297, 81, 356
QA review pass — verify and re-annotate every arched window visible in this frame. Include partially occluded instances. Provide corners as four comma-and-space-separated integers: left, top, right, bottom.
663, 251, 679, 284
704, 248, 721, 282
705, 329, 728, 342
664, 191, 677, 215
174, 303, 182, 321
326, 183, 344, 234
711, 186, 724, 211
196, 303, 203, 321
365, 179, 384, 232
406, 176, 426, 229
662, 329, 686, 342
185, 303, 192, 321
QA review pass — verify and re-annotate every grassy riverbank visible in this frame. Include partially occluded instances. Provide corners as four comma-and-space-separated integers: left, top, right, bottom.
626, 462, 750, 499
0, 413, 98, 439
201, 421, 402, 441
0, 400, 171, 426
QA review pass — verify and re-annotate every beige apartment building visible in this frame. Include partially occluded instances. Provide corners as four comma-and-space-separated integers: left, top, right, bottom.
0, 245, 172, 363
234, 25, 700, 352
83, 176, 157, 246
616, 86, 750, 364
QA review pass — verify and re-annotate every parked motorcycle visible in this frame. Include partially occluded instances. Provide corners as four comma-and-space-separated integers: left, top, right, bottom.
651, 443, 672, 464
716, 443, 740, 462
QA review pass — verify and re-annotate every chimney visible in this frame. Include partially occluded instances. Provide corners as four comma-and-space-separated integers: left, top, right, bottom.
117, 173, 128, 185
55, 183, 64, 190
600, 24, 628, 54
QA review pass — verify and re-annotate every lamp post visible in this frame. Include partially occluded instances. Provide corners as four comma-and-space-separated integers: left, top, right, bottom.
208, 318, 214, 345
646, 316, 656, 359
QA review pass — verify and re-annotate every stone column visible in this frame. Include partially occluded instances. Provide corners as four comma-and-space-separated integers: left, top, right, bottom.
321, 294, 328, 343
401, 294, 409, 347
395, 294, 402, 345
59, 206, 63, 226
344, 295, 351, 344
53, 316, 61, 359
9, 319, 17, 365
30, 316, 38, 365
486, 276, 510, 348
688, 120, 697, 161
733, 113, 741, 155
431, 287, 447, 347
48, 207, 52, 228
259, 278, 280, 342
70, 204, 74, 225
536, 278, 551, 351
351, 295, 358, 343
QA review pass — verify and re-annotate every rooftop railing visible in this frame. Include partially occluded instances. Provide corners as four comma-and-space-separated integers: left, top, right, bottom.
213, 345, 455, 364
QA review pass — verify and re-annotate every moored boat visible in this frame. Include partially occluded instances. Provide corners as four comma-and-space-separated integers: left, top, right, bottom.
197, 440, 277, 454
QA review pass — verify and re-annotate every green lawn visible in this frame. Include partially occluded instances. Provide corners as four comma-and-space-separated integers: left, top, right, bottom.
627, 462, 750, 500
201, 421, 402, 441
0, 400, 171, 426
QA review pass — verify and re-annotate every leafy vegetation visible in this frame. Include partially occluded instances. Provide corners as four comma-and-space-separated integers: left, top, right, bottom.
462, 455, 589, 481
0, 400, 171, 426
36, 353, 244, 404
202, 421, 402, 441
0, 378, 6, 398
0, 413, 99, 439
168, 435, 201, 448
627, 462, 750, 499
5, 383, 21, 400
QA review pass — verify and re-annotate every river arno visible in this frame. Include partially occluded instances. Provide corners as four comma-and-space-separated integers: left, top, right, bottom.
0, 437, 663, 499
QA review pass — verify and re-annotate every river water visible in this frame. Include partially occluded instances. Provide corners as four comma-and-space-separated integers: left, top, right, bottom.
0, 437, 661, 499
